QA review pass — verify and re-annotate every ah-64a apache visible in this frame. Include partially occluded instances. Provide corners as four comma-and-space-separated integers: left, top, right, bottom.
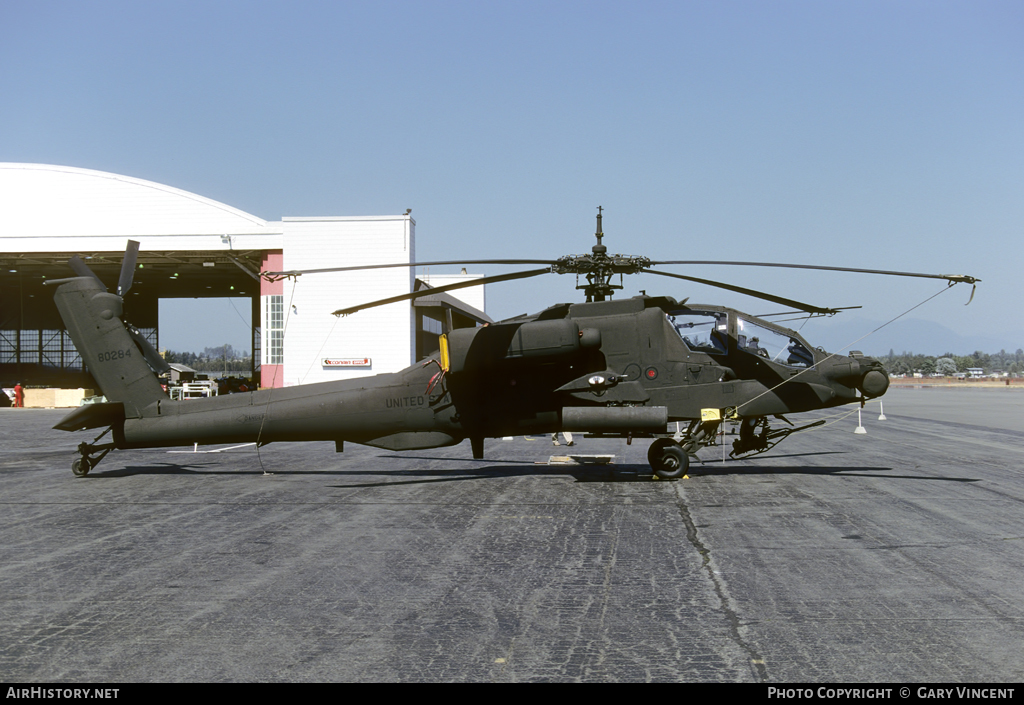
48, 210, 978, 479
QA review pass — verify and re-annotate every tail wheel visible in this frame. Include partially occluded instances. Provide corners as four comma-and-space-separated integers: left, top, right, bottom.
71, 457, 91, 477
648, 439, 689, 479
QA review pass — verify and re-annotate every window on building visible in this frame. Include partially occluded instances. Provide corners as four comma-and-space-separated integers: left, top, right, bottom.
265, 295, 284, 365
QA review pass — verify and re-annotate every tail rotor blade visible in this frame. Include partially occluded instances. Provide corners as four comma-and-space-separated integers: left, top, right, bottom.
117, 240, 140, 297
68, 256, 106, 289
126, 323, 171, 374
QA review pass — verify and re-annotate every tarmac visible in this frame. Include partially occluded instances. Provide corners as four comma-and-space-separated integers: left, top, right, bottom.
1, 386, 1023, 683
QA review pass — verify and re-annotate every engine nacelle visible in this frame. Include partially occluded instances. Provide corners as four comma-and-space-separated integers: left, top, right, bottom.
448, 319, 598, 373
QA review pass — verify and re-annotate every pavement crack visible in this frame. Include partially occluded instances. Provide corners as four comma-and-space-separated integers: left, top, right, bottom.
675, 489, 768, 682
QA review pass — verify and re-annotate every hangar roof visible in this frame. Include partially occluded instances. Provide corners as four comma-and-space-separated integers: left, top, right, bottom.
0, 163, 280, 248
0, 163, 278, 302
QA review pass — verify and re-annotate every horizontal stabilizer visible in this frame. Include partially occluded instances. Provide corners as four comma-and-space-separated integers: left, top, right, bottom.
53, 402, 126, 432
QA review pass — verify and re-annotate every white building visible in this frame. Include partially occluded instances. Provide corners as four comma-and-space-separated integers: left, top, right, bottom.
0, 163, 487, 389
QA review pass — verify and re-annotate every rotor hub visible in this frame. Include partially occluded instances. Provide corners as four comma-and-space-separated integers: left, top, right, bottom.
549, 206, 652, 301
552, 253, 651, 301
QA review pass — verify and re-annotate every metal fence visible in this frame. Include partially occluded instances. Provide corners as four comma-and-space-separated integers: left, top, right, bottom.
0, 327, 157, 372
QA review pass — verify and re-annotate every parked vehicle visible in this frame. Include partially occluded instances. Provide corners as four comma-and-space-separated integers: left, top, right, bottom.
168, 381, 218, 401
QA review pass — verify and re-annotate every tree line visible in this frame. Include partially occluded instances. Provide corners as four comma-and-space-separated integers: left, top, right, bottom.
162, 345, 252, 373
881, 348, 1024, 377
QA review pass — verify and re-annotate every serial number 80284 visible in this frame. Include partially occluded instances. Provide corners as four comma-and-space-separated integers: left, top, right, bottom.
98, 348, 132, 362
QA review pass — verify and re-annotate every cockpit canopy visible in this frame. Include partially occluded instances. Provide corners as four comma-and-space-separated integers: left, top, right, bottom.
736, 316, 813, 368
667, 309, 814, 368
667, 311, 728, 355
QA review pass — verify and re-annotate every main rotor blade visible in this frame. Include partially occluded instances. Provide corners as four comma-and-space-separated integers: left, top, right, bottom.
331, 268, 552, 317
642, 269, 837, 315
755, 305, 862, 319
649, 260, 979, 285
117, 240, 140, 297
264, 259, 558, 280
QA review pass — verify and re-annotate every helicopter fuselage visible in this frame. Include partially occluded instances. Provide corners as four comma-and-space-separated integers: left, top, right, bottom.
56, 288, 886, 462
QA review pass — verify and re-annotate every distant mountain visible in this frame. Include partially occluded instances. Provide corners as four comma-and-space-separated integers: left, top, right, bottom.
798, 317, 1023, 358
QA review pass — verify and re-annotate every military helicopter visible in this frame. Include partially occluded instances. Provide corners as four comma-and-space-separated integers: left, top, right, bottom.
48, 209, 978, 479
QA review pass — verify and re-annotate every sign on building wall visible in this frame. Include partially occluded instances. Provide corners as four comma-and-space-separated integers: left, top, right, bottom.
322, 357, 372, 368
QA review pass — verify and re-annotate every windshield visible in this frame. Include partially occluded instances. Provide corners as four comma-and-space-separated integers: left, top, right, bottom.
667, 311, 728, 355
736, 317, 813, 368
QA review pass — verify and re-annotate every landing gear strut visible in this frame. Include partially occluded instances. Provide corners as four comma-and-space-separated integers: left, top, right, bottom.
676, 419, 721, 455
71, 427, 116, 477
730, 415, 827, 458
732, 417, 771, 456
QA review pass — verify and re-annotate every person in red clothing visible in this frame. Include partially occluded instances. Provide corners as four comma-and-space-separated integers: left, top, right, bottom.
14, 382, 24, 408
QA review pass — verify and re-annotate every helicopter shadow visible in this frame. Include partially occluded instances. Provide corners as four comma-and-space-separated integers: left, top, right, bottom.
685, 463, 981, 483
648, 448, 982, 483
330, 461, 982, 487
78, 453, 980, 486
84, 461, 223, 477
377, 454, 539, 465
325, 465, 555, 489
328, 455, 658, 485
81, 459, 551, 481
741, 450, 847, 460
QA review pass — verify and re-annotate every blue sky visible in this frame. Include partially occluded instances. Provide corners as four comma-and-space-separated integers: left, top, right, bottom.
3, 1, 1021, 355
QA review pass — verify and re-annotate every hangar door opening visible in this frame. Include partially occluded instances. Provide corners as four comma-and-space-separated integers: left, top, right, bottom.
158, 297, 258, 379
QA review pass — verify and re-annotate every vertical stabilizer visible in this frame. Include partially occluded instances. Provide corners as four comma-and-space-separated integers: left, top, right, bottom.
53, 277, 165, 418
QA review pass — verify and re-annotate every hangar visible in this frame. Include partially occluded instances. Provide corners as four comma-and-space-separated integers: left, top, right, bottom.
0, 163, 488, 392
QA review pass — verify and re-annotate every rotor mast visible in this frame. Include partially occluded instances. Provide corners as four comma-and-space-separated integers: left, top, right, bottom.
586, 206, 612, 301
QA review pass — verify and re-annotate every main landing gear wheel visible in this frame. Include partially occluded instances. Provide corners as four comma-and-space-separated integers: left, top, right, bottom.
71, 457, 92, 477
647, 438, 689, 480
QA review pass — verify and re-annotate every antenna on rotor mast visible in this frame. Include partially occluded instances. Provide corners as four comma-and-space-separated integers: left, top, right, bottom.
593, 205, 606, 254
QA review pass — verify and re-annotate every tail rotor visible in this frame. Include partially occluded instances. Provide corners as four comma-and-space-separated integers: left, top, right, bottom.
63, 241, 169, 375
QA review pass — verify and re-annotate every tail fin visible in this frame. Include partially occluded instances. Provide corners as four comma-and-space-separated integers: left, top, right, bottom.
52, 276, 165, 418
